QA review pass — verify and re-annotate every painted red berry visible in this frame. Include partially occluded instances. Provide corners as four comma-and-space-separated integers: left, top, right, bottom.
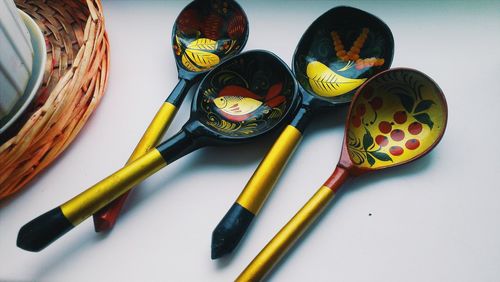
393, 111, 407, 124
390, 129, 405, 141
408, 122, 423, 135
405, 139, 420, 150
362, 86, 374, 99
352, 115, 361, 128
375, 135, 389, 147
227, 12, 246, 39
356, 103, 366, 116
176, 9, 201, 35
389, 146, 404, 156
369, 97, 383, 110
378, 121, 392, 134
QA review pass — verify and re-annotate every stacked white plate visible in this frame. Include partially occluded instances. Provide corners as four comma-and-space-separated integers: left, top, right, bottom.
0, 0, 46, 134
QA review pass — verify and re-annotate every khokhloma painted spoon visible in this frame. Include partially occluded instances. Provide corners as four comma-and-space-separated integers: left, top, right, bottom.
237, 68, 448, 281
93, 0, 249, 231
17, 50, 299, 252
212, 6, 394, 259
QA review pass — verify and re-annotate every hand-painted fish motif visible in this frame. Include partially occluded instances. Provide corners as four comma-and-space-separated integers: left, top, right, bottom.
213, 83, 285, 122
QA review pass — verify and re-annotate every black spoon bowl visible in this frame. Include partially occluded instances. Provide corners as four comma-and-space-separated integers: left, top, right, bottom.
293, 6, 394, 108
94, 0, 249, 231
17, 50, 299, 252
212, 6, 394, 259
189, 50, 298, 143
173, 0, 249, 80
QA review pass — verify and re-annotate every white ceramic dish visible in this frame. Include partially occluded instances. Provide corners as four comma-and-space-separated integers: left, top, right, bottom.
0, 9, 46, 134
0, 0, 33, 120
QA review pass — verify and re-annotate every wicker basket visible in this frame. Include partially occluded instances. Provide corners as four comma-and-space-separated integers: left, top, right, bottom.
0, 0, 109, 200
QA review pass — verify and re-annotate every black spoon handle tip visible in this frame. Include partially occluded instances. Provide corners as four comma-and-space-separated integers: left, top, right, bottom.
17, 207, 74, 252
211, 203, 254, 259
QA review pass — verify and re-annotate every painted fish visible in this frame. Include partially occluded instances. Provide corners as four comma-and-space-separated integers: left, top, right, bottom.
213, 83, 285, 122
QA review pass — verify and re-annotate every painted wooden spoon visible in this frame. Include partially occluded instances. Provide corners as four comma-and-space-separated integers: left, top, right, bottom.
93, 0, 249, 232
236, 68, 448, 281
16, 50, 299, 252
212, 6, 394, 259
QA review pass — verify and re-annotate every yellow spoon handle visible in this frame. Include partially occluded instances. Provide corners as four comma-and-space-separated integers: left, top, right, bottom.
91, 102, 177, 231
93, 77, 192, 231
61, 149, 168, 226
236, 125, 302, 214
237, 166, 350, 281
128, 102, 178, 162
130, 76, 190, 163
18, 130, 196, 252
236, 186, 335, 281
211, 108, 312, 259
17, 148, 168, 252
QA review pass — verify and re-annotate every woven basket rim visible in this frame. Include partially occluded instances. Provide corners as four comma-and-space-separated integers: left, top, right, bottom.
0, 0, 110, 201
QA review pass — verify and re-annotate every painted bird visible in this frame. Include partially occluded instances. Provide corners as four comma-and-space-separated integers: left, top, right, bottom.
213, 83, 285, 122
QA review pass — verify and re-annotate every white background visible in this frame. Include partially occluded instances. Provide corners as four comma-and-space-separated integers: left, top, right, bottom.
1, 1, 500, 281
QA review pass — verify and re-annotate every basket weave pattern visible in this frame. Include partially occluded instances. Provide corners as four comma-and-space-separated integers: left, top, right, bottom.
0, 0, 109, 200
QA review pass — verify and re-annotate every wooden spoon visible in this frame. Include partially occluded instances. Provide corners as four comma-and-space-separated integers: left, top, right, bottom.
93, 0, 249, 231
16, 50, 298, 252
236, 68, 448, 281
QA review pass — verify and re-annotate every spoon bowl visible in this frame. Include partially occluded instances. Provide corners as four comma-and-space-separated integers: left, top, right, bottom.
192, 52, 297, 140
342, 68, 447, 173
237, 68, 448, 281
173, 0, 249, 78
294, 6, 394, 105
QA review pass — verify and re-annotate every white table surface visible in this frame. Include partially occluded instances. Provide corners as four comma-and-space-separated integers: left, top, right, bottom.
2, 0, 500, 281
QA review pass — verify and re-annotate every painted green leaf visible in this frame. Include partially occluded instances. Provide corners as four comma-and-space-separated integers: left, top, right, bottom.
363, 128, 374, 150
367, 154, 375, 166
414, 100, 434, 113
349, 134, 362, 149
394, 93, 414, 113
175, 35, 182, 51
413, 113, 434, 129
370, 151, 393, 162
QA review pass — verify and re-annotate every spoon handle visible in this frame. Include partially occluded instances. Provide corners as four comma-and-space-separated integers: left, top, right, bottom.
17, 131, 196, 252
17, 149, 167, 252
93, 78, 192, 232
211, 107, 313, 259
236, 166, 349, 281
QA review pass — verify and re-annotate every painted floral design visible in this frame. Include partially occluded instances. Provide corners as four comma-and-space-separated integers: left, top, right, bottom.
347, 70, 446, 168
173, 0, 247, 72
297, 24, 390, 100
348, 127, 392, 166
